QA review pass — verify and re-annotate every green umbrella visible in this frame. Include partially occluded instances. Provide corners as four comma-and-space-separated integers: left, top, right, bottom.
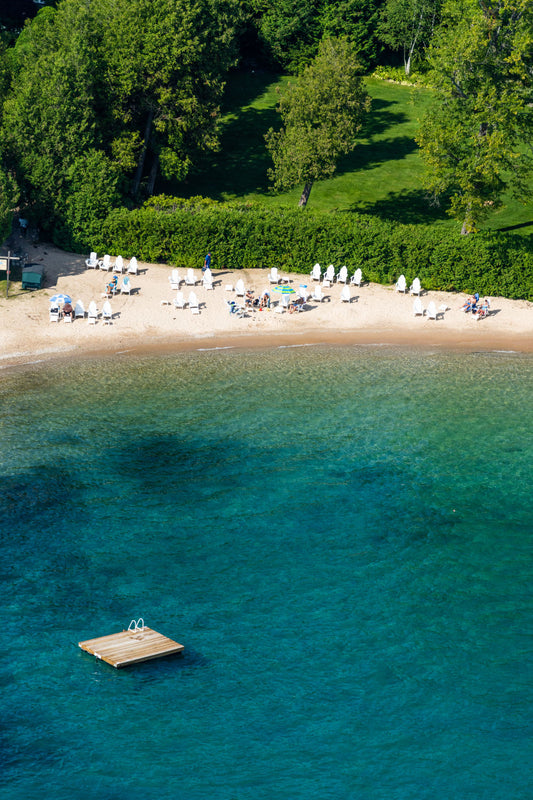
272, 285, 295, 295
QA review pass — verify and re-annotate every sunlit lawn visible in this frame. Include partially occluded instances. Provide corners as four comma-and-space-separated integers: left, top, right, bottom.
169, 71, 533, 236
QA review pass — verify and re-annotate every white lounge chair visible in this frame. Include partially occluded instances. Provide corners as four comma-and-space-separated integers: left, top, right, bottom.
88, 301, 98, 324
99, 254, 112, 271
169, 269, 181, 290
413, 298, 424, 316
235, 278, 245, 297
74, 300, 85, 319
49, 305, 60, 322
127, 257, 138, 275
350, 268, 362, 287
426, 301, 437, 320
310, 263, 321, 281
102, 300, 112, 324
409, 277, 421, 295
202, 267, 213, 289
113, 255, 124, 273
188, 291, 199, 314
268, 267, 281, 284
337, 266, 348, 284
85, 251, 98, 269
323, 264, 335, 284
340, 286, 351, 303
120, 276, 131, 294
185, 268, 197, 286
174, 291, 186, 309
395, 274, 407, 293
311, 285, 324, 302
298, 285, 308, 302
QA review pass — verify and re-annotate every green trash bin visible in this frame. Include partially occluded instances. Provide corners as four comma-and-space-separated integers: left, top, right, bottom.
21, 264, 44, 290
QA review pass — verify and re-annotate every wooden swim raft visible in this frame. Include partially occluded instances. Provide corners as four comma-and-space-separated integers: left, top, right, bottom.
78, 619, 184, 668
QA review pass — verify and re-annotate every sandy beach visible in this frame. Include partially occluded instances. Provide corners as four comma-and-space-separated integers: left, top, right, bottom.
1, 239, 532, 368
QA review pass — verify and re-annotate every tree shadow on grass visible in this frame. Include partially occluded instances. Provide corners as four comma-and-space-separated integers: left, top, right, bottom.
165, 85, 414, 201
347, 189, 450, 225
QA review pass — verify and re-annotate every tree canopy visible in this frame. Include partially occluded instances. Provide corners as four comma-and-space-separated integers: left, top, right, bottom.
0, 0, 243, 245
265, 37, 370, 207
416, 0, 533, 233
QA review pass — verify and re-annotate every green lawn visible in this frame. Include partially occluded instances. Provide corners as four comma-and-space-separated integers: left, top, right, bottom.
168, 71, 533, 236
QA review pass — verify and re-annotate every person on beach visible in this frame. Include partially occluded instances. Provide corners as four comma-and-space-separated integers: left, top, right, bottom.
62, 301, 74, 320
461, 296, 474, 312
106, 275, 118, 296
203, 252, 211, 272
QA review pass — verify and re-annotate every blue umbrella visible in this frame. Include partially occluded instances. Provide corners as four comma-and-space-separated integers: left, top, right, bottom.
50, 293, 72, 305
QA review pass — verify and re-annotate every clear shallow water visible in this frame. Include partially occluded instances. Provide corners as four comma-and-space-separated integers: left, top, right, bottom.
1, 346, 531, 800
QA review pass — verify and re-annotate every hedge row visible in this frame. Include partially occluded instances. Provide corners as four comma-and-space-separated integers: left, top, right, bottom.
93, 196, 533, 300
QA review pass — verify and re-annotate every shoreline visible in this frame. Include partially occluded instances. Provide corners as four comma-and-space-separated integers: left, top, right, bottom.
1, 240, 532, 370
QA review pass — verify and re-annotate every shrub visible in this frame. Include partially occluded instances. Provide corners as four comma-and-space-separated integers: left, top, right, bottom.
95, 196, 533, 300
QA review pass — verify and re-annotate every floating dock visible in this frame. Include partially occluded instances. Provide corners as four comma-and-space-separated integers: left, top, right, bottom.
79, 622, 184, 668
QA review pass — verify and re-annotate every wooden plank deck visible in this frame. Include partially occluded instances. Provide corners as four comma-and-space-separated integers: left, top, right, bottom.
79, 626, 184, 668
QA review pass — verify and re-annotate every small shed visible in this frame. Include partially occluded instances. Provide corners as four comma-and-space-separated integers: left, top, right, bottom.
21, 263, 44, 290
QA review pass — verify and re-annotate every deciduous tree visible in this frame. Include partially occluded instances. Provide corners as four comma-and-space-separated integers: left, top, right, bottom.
416, 0, 533, 234
265, 37, 370, 208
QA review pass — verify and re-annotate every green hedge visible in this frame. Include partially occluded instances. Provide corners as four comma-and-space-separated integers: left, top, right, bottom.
93, 196, 533, 300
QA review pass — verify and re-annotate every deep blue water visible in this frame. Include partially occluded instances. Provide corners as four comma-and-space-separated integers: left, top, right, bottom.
1, 345, 531, 800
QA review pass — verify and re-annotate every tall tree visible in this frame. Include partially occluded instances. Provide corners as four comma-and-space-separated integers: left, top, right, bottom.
265, 37, 370, 208
378, 0, 442, 76
416, 0, 533, 234
321, 0, 386, 71
1, 0, 243, 240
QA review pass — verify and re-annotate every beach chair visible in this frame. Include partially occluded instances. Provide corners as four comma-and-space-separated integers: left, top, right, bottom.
413, 298, 424, 316
227, 300, 245, 317
350, 268, 362, 287
113, 255, 124, 273
102, 300, 113, 324
409, 277, 421, 296
127, 257, 138, 275
310, 263, 321, 281
426, 301, 437, 320
323, 265, 335, 284
185, 269, 197, 286
174, 291, 186, 309
88, 301, 98, 324
169, 269, 180, 290
99, 254, 112, 271
311, 285, 324, 302
49, 305, 61, 322
235, 279, 245, 297
395, 274, 407, 293
120, 276, 131, 294
336, 265, 348, 284
268, 267, 281, 284
340, 286, 351, 303
75, 300, 85, 319
188, 291, 200, 314
298, 285, 308, 302
85, 251, 98, 269
203, 272, 214, 290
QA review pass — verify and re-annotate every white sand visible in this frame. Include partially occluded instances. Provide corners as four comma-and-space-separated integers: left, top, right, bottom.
1, 241, 532, 368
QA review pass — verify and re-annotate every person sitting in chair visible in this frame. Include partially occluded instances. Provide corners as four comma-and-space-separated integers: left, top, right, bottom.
62, 301, 74, 320
106, 275, 118, 296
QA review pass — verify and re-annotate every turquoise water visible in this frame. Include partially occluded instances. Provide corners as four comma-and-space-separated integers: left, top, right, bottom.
1, 345, 531, 800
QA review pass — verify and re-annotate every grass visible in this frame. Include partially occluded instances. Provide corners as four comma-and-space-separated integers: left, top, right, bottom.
165, 71, 533, 237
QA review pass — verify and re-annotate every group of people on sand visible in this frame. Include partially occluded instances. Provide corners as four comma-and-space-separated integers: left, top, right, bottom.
245, 290, 271, 310
461, 292, 490, 318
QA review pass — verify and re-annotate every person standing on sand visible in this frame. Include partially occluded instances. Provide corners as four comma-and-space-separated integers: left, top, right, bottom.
203, 252, 211, 272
